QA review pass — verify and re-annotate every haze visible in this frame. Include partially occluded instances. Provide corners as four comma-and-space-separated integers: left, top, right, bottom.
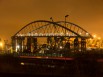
0, 0, 103, 42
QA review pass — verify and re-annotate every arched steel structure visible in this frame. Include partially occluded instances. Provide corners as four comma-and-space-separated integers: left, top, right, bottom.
12, 20, 92, 54
13, 20, 92, 38
57, 21, 92, 38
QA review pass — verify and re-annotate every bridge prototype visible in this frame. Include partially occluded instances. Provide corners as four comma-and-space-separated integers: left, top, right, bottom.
11, 20, 92, 56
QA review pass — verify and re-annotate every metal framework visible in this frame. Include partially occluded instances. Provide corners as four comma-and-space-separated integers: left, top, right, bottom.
13, 20, 92, 38
11, 20, 92, 55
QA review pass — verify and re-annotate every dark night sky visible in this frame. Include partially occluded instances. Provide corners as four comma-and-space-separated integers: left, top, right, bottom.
0, 0, 103, 42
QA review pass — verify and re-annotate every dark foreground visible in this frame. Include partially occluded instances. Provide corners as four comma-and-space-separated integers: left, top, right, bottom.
0, 53, 103, 77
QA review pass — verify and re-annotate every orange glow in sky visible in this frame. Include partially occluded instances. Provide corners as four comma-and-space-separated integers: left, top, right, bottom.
0, 0, 103, 42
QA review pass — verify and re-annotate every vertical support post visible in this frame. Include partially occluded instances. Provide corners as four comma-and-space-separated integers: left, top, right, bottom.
27, 37, 31, 53
81, 38, 86, 52
11, 36, 16, 52
74, 37, 79, 52
33, 37, 37, 52
65, 15, 69, 36
47, 37, 52, 45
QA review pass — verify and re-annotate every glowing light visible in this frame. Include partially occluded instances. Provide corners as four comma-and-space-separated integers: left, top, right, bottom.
93, 34, 97, 38
60, 46, 63, 49
34, 33, 38, 36
17, 45, 20, 49
89, 38, 92, 40
16, 45, 20, 52
98, 37, 101, 40
0, 42, 3, 47
21, 62, 24, 65
66, 33, 69, 35
79, 32, 82, 35
86, 33, 89, 36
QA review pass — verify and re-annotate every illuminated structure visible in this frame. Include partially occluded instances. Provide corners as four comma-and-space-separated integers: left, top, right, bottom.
87, 35, 103, 49
0, 38, 3, 51
11, 20, 92, 55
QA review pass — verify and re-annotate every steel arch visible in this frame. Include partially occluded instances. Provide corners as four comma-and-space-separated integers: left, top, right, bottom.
57, 21, 92, 38
13, 20, 92, 38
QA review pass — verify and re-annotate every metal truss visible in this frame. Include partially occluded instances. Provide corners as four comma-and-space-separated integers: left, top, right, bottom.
13, 20, 92, 38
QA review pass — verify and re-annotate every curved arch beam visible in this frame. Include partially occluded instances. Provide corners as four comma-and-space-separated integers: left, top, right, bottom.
14, 20, 49, 36
57, 21, 93, 38
13, 20, 82, 37
29, 22, 81, 37
13, 20, 92, 38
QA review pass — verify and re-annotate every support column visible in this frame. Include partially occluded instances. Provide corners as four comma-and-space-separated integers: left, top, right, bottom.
74, 38, 79, 52
27, 37, 31, 53
65, 41, 70, 50
16, 37, 25, 53
11, 36, 16, 52
33, 37, 37, 51
81, 38, 86, 52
